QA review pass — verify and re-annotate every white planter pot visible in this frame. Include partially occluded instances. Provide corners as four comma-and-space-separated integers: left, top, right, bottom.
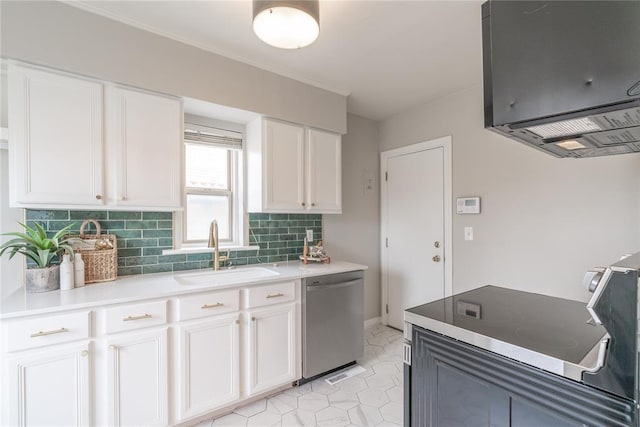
25, 265, 60, 293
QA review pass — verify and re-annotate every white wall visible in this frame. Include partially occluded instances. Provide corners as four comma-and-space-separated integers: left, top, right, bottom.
0, 1, 346, 134
324, 114, 381, 320
380, 85, 640, 302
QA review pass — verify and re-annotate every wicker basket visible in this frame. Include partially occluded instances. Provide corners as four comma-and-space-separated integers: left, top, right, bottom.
67, 219, 117, 284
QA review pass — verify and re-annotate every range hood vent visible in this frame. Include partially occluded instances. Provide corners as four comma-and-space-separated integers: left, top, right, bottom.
482, 1, 640, 158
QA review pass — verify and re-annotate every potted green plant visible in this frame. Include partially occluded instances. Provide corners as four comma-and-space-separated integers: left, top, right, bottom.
0, 222, 75, 293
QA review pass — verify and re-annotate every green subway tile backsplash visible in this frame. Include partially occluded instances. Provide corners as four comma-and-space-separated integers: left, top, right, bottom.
25, 210, 322, 277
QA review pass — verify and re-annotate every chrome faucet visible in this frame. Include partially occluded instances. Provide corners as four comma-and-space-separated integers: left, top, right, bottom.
207, 220, 226, 271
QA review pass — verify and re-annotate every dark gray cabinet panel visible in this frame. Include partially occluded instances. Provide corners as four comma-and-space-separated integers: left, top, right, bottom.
511, 398, 574, 427
409, 326, 636, 427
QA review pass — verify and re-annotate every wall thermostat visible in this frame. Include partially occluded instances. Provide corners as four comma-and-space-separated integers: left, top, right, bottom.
456, 197, 481, 214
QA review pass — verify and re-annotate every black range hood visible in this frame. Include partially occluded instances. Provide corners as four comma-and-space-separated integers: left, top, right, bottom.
482, 1, 640, 158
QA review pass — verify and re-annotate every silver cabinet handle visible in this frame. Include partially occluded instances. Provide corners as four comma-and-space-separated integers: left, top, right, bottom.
201, 303, 224, 309
266, 293, 284, 299
30, 327, 68, 338
123, 314, 152, 322
81, 350, 89, 357
109, 345, 116, 351
251, 317, 256, 322
95, 194, 102, 200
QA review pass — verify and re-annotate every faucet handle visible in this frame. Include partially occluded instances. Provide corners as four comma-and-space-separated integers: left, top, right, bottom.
219, 250, 230, 263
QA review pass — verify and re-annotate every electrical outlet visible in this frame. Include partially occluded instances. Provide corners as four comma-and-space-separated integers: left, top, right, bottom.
306, 229, 313, 242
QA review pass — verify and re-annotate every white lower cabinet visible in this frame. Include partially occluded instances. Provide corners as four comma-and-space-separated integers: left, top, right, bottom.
5, 342, 91, 427
106, 328, 169, 426
177, 314, 240, 420
2, 281, 302, 426
246, 302, 297, 396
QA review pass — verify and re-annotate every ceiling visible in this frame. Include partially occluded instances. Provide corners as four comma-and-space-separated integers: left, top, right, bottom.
69, 0, 484, 121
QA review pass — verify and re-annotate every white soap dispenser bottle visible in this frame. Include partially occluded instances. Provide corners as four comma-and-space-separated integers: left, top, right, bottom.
60, 253, 74, 291
74, 253, 85, 287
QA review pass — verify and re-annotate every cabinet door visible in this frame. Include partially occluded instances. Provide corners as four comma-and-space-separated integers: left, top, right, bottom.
263, 119, 305, 212
107, 328, 168, 426
106, 86, 182, 209
306, 129, 342, 213
6, 342, 91, 426
8, 63, 104, 207
247, 303, 297, 395
177, 314, 240, 421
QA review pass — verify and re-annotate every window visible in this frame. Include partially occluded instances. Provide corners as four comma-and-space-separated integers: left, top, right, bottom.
177, 122, 244, 248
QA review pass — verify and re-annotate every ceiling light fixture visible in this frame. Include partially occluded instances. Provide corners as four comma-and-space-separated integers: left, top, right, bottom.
252, 0, 320, 49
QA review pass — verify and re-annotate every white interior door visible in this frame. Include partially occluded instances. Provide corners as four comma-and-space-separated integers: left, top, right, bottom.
382, 138, 451, 330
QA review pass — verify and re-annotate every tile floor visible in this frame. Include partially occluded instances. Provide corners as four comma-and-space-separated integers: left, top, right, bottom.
196, 323, 404, 427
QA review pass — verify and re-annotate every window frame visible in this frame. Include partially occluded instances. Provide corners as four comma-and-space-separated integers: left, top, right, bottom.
183, 142, 233, 244
174, 129, 246, 251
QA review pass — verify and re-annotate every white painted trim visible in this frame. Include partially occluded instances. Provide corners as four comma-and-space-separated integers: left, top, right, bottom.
364, 317, 381, 329
380, 136, 453, 326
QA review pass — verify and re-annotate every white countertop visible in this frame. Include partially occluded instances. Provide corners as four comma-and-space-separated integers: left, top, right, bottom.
1, 261, 367, 319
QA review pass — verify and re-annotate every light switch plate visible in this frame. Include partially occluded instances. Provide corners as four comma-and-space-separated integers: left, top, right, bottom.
464, 227, 474, 241
306, 229, 313, 242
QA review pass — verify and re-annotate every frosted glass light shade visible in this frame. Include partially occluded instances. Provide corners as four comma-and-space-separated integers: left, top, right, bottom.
253, 0, 320, 49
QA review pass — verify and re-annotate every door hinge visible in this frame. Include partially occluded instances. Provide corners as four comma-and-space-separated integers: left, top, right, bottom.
386, 304, 389, 314
385, 238, 388, 248
385, 171, 388, 181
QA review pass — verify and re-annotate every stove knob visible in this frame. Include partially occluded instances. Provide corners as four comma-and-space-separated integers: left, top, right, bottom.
583, 269, 604, 293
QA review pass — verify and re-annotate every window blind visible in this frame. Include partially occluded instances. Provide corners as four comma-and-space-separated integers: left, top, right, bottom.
184, 122, 242, 150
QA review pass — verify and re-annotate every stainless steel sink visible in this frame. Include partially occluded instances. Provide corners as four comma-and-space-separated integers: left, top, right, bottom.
174, 267, 280, 286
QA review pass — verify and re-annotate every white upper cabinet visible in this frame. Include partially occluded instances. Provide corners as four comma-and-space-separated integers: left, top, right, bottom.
7, 62, 183, 210
263, 119, 306, 211
8, 62, 104, 206
306, 128, 342, 213
247, 118, 342, 213
105, 86, 182, 209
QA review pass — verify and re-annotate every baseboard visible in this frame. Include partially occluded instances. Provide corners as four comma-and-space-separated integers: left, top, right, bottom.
364, 316, 381, 329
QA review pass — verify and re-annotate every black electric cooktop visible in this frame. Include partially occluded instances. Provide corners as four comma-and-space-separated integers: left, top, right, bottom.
405, 285, 607, 364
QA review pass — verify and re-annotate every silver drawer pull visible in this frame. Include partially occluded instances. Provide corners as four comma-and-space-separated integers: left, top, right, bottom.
201, 303, 224, 309
123, 314, 152, 322
266, 292, 285, 299
30, 327, 69, 338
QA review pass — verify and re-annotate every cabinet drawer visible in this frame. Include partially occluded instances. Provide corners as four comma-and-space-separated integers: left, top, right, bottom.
177, 289, 240, 321
246, 281, 296, 309
6, 311, 90, 352
103, 300, 167, 334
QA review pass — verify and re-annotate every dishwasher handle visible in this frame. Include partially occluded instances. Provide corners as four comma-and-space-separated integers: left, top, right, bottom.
306, 278, 362, 291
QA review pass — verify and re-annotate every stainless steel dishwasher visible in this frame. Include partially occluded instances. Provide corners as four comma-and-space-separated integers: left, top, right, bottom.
302, 270, 364, 380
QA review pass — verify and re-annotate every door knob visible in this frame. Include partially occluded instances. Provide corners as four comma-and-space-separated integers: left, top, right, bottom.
432, 255, 441, 262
